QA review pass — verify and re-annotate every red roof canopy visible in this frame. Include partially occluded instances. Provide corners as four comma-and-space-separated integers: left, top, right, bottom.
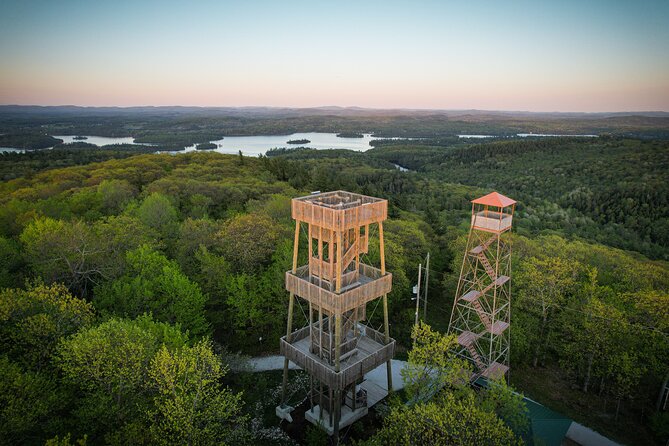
472, 191, 516, 207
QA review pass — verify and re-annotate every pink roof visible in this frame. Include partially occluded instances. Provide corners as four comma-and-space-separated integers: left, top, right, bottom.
472, 192, 516, 207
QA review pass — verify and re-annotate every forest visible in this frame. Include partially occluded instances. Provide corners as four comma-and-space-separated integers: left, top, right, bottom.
2, 105, 669, 150
0, 128, 668, 445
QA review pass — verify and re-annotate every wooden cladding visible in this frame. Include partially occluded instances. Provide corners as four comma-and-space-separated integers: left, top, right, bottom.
280, 325, 395, 389
286, 264, 392, 314
293, 191, 387, 231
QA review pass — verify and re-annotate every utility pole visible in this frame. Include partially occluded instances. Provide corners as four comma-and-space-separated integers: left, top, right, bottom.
414, 262, 422, 332
424, 253, 430, 321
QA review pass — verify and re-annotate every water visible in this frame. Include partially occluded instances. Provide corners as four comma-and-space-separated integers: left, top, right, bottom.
54, 135, 139, 146
1, 132, 381, 154
458, 135, 496, 139
516, 133, 598, 138
0, 135, 143, 153
180, 132, 381, 156
459, 134, 598, 139
0, 131, 599, 154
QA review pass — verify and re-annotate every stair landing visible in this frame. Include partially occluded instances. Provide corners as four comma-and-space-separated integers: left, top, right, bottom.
481, 361, 509, 380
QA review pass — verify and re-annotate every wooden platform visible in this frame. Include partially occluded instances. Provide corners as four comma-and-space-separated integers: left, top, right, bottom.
471, 211, 513, 233
280, 324, 395, 389
285, 264, 392, 314
488, 320, 509, 336
481, 361, 509, 379
292, 191, 387, 231
457, 330, 481, 347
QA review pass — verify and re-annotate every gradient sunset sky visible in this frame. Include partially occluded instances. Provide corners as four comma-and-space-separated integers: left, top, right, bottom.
1, 0, 668, 112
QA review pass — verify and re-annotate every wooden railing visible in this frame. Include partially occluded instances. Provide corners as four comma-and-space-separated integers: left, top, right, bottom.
292, 197, 387, 231
280, 325, 394, 389
471, 211, 512, 233
286, 264, 392, 314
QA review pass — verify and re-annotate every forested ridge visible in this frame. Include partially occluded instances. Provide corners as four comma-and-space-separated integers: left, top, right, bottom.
0, 136, 668, 445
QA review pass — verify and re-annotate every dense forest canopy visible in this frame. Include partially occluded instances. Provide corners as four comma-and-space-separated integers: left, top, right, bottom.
0, 113, 668, 445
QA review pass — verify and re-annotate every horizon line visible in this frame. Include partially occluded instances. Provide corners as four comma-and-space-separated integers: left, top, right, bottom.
1, 104, 668, 115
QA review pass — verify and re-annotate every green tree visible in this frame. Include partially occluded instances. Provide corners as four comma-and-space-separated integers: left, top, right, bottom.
216, 213, 279, 274
365, 394, 520, 446
97, 179, 136, 215
0, 281, 94, 370
0, 237, 24, 288
0, 356, 61, 445
516, 254, 580, 367
20, 216, 151, 296
20, 218, 100, 295
56, 316, 188, 444
136, 193, 178, 238
479, 378, 530, 436
401, 322, 470, 404
174, 218, 221, 276
147, 340, 247, 445
94, 245, 209, 336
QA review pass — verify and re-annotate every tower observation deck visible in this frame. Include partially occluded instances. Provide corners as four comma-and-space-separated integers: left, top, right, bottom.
278, 191, 395, 439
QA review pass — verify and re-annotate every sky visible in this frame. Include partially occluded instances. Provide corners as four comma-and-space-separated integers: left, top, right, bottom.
0, 0, 668, 112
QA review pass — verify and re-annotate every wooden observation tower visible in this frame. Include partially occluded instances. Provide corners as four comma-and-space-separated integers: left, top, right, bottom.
278, 191, 395, 439
448, 192, 516, 381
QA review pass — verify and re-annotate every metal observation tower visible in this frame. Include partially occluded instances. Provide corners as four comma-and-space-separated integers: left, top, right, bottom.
448, 192, 516, 381
277, 191, 395, 438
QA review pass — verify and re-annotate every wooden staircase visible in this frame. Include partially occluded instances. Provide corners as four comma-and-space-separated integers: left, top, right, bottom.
457, 331, 485, 369
471, 299, 492, 331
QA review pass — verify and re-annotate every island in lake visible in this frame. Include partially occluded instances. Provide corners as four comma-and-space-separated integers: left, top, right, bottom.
73, 135, 88, 140
287, 138, 311, 145
336, 132, 364, 138
195, 142, 217, 150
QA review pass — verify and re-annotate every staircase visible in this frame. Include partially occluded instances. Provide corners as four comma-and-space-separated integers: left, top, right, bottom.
457, 331, 485, 370
341, 238, 359, 273
478, 253, 497, 280
469, 235, 497, 255
471, 299, 492, 331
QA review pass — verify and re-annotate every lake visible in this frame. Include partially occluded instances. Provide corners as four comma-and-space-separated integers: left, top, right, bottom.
0, 133, 382, 154
181, 132, 381, 155
459, 133, 598, 139
54, 135, 139, 146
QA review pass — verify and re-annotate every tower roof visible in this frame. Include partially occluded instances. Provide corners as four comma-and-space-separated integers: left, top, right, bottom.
472, 192, 516, 207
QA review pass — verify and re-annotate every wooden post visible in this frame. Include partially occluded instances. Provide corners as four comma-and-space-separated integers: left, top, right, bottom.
310, 376, 314, 410
329, 229, 334, 291
335, 313, 341, 372
336, 230, 342, 293
308, 223, 313, 276
379, 222, 385, 275
379, 221, 393, 393
329, 388, 333, 426
424, 252, 430, 321
318, 302, 323, 359
333, 389, 341, 442
319, 382, 324, 421
281, 220, 301, 404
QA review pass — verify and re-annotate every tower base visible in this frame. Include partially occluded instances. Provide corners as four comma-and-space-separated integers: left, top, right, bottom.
305, 405, 368, 435
303, 379, 388, 435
